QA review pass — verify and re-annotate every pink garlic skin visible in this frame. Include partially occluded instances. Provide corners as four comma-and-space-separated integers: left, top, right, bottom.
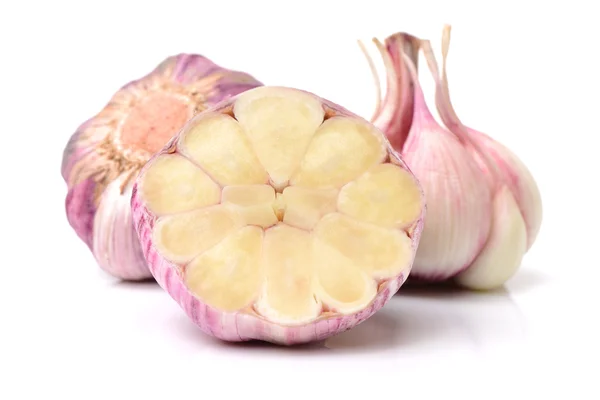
130, 97, 425, 345
455, 185, 527, 288
61, 54, 263, 280
398, 61, 492, 281
465, 128, 542, 250
401, 114, 492, 281
367, 33, 541, 287
62, 119, 96, 250
369, 37, 417, 151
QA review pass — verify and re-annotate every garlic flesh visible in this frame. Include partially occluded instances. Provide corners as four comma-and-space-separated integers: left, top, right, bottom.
131, 86, 425, 344
61, 54, 262, 280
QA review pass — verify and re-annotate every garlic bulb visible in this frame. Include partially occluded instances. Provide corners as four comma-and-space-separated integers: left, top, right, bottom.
131, 86, 425, 344
364, 27, 542, 290
61, 54, 262, 280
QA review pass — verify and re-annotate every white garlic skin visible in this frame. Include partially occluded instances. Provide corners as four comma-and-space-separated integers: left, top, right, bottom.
468, 129, 543, 250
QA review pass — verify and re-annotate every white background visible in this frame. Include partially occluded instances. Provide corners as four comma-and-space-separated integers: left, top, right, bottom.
1, 0, 598, 398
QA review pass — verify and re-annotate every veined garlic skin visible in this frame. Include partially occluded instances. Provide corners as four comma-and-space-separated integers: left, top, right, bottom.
365, 28, 542, 290
364, 34, 420, 151
464, 129, 542, 250
131, 86, 425, 344
433, 25, 543, 252
61, 54, 262, 280
401, 98, 492, 280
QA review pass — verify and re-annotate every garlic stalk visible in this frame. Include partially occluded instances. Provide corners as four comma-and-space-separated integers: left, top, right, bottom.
364, 28, 543, 289
61, 54, 262, 280
361, 33, 420, 150
131, 86, 425, 344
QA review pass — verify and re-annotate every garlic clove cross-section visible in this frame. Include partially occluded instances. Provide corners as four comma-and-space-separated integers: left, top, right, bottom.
132, 86, 425, 345
61, 54, 263, 280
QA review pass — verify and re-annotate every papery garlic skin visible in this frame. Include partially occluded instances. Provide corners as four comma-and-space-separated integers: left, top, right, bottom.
432, 25, 542, 252
364, 34, 420, 150
61, 54, 262, 280
365, 29, 543, 290
455, 186, 527, 290
401, 89, 491, 280
92, 174, 147, 279
131, 86, 425, 344
466, 130, 542, 250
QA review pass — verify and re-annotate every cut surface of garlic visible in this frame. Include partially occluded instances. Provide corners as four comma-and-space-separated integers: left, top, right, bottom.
132, 86, 425, 344
61, 54, 262, 280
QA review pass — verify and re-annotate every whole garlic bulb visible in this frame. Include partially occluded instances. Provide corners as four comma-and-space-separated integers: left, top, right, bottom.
364, 27, 543, 290
61, 54, 262, 280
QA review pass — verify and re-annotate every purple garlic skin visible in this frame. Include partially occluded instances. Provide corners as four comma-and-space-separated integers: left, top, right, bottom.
61, 54, 263, 280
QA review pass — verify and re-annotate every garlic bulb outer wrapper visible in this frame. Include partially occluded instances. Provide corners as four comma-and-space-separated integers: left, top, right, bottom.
421, 31, 536, 289
454, 186, 527, 289
394, 41, 492, 280
362, 34, 420, 150
462, 129, 542, 250
61, 54, 263, 280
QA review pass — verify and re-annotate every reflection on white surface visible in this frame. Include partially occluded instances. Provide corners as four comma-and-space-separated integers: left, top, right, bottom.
325, 284, 527, 355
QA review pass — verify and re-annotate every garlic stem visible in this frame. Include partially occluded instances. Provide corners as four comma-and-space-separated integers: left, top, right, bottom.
420, 39, 501, 183
367, 34, 420, 150
357, 39, 383, 119
61, 54, 264, 281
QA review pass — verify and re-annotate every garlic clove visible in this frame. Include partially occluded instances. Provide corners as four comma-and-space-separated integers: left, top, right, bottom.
469, 129, 543, 250
64, 174, 96, 251
389, 41, 492, 281
402, 124, 492, 280
361, 34, 420, 150
92, 174, 148, 280
435, 25, 543, 251
454, 186, 527, 290
61, 54, 263, 281
131, 86, 425, 344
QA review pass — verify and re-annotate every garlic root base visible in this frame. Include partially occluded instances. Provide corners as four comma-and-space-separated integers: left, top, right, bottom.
132, 86, 425, 344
